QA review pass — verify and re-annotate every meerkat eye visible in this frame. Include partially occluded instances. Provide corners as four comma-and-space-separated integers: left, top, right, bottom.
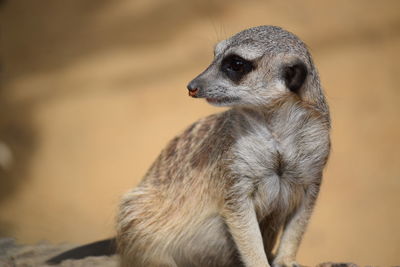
221, 54, 254, 82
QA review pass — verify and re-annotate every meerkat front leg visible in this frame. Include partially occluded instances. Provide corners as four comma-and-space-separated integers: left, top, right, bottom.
222, 196, 270, 267
273, 183, 320, 267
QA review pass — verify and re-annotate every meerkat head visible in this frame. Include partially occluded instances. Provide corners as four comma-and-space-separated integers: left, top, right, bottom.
187, 25, 318, 108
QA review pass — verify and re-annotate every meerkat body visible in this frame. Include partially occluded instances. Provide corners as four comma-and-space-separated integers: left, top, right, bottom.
117, 26, 330, 267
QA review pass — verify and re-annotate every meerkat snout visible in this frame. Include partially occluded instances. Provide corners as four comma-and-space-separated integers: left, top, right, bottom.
187, 80, 199, 97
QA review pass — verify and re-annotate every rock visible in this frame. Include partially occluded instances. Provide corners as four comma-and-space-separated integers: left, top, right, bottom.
0, 238, 118, 267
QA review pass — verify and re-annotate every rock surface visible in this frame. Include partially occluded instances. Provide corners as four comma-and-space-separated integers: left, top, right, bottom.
0, 238, 118, 267
0, 238, 362, 267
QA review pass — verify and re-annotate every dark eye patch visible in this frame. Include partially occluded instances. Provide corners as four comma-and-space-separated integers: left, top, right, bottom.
220, 54, 254, 83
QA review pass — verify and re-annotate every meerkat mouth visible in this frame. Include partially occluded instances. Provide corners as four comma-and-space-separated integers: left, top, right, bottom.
206, 97, 239, 105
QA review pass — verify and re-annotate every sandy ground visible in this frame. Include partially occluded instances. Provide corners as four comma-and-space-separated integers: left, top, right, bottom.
0, 0, 399, 266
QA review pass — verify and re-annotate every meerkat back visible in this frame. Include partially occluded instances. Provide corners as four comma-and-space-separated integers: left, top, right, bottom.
116, 25, 330, 267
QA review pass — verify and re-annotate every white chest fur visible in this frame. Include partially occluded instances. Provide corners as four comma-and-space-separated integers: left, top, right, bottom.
230, 107, 329, 220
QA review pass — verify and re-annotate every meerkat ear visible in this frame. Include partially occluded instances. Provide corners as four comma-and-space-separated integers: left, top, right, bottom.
283, 61, 308, 93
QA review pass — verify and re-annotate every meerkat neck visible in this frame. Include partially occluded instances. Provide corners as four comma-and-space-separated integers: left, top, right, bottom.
236, 93, 300, 118
234, 92, 327, 133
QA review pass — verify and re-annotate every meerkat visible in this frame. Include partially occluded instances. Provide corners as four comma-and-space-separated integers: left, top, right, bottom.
115, 25, 330, 267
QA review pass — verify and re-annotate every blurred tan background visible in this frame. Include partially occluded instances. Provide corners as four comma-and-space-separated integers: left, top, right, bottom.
0, 0, 399, 266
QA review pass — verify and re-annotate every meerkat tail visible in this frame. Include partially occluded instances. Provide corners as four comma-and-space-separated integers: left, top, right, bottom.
46, 238, 116, 265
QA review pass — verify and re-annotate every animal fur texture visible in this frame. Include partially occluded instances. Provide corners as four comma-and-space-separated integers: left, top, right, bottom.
116, 25, 331, 267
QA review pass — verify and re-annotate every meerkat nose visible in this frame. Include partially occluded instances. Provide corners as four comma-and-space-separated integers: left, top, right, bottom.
187, 82, 199, 97
188, 88, 198, 97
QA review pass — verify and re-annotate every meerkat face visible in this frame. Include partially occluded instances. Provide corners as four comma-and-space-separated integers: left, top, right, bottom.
187, 26, 311, 108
